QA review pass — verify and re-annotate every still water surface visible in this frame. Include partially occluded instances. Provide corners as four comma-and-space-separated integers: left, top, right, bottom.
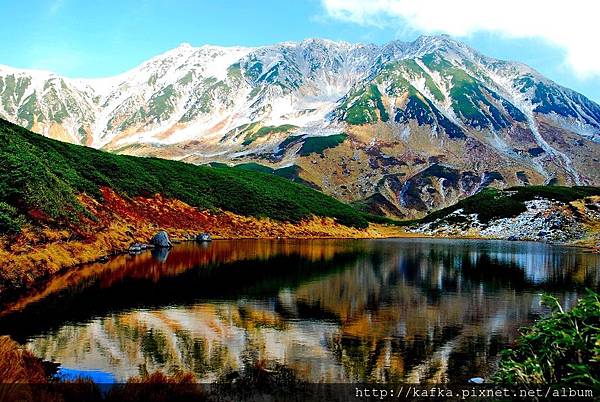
0, 239, 598, 383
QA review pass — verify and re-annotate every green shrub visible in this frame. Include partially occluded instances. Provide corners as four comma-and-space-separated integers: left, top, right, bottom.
0, 202, 26, 233
242, 124, 297, 145
344, 85, 387, 125
298, 134, 347, 156
494, 290, 600, 388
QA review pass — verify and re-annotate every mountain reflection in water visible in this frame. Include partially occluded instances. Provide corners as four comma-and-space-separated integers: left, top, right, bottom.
0, 239, 598, 383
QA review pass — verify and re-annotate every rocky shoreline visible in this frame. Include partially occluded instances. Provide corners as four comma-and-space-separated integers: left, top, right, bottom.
409, 196, 600, 249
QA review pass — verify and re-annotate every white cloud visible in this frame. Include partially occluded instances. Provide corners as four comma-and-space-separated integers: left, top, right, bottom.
321, 0, 600, 77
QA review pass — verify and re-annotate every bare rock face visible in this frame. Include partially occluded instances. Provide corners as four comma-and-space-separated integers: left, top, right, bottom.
150, 231, 172, 248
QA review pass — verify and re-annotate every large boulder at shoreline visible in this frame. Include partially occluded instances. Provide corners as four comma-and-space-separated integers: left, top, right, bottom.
150, 231, 172, 248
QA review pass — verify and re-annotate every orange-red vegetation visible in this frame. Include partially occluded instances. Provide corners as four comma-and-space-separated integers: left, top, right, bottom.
0, 336, 46, 384
0, 336, 47, 402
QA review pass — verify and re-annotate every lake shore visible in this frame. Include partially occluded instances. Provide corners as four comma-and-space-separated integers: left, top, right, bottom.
0, 187, 415, 297
1, 187, 598, 299
2, 215, 598, 301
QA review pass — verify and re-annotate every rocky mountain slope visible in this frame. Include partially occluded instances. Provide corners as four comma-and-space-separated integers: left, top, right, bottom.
408, 186, 600, 247
1, 35, 599, 218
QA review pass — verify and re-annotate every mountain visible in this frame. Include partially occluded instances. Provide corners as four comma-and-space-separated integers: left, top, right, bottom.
1, 35, 599, 218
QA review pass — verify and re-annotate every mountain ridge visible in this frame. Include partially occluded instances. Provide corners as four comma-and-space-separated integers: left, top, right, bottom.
1, 35, 599, 217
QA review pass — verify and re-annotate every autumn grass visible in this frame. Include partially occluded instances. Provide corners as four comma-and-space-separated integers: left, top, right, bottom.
0, 336, 47, 402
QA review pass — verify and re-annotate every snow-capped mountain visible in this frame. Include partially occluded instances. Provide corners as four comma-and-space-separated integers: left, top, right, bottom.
1, 35, 599, 217
0, 39, 376, 149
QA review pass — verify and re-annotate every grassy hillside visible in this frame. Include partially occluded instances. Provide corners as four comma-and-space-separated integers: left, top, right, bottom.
298, 134, 348, 156
0, 119, 368, 233
420, 186, 600, 224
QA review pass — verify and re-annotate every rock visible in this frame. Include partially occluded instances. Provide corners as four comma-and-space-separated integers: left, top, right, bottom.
150, 231, 173, 248
468, 377, 485, 384
507, 235, 518, 241
128, 243, 142, 253
196, 233, 212, 242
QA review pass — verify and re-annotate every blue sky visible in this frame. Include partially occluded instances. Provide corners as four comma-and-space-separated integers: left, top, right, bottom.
1, 0, 599, 104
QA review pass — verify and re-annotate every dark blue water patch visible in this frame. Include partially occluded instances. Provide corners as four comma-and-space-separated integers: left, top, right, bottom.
58, 367, 116, 384
516, 171, 529, 184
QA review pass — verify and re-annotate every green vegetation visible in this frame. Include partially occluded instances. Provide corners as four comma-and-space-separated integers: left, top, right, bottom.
17, 93, 39, 129
231, 162, 274, 174
0, 202, 26, 233
147, 84, 176, 121
400, 59, 445, 102
446, 68, 527, 129
421, 53, 453, 71
276, 134, 304, 151
532, 81, 579, 118
180, 78, 232, 122
0, 75, 17, 116
447, 69, 496, 128
226, 63, 243, 81
242, 124, 297, 146
177, 71, 193, 86
495, 290, 600, 388
42, 85, 70, 124
114, 107, 146, 132
220, 122, 259, 143
246, 60, 264, 82
298, 134, 347, 156
226, 163, 313, 187
420, 186, 600, 224
271, 165, 301, 180
348, 59, 462, 139
147, 73, 158, 86
360, 212, 407, 227
0, 118, 368, 233
514, 75, 535, 93
248, 85, 263, 99
344, 84, 388, 125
